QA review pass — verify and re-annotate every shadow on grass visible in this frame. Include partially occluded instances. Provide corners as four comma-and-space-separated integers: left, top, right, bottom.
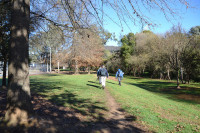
17, 78, 144, 133
107, 81, 118, 85
88, 81, 99, 84
86, 84, 101, 89
126, 80, 200, 104
58, 71, 97, 75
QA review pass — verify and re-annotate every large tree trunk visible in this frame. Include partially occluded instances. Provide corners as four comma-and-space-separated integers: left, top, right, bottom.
5, 0, 33, 127
2, 58, 7, 88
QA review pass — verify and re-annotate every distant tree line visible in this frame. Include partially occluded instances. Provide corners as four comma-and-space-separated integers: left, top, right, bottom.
106, 26, 200, 88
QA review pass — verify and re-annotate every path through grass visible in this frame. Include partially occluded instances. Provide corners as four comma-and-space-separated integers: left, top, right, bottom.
106, 76, 200, 132
30, 74, 107, 123
2, 74, 199, 132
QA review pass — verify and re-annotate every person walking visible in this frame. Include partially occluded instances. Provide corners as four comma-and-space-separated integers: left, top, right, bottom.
99, 65, 109, 89
97, 66, 102, 84
116, 69, 124, 86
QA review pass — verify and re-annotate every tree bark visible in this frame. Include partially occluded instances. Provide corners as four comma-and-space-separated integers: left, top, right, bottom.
5, 0, 33, 127
47, 62, 48, 72
74, 59, 79, 74
2, 58, 7, 88
167, 69, 171, 80
175, 51, 180, 89
88, 66, 90, 74
187, 74, 190, 84
176, 70, 180, 89
180, 67, 184, 84
57, 61, 60, 73
160, 72, 163, 80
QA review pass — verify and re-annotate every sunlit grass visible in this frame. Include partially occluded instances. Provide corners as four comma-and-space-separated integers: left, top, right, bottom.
106, 76, 200, 132
2, 74, 199, 132
30, 74, 107, 121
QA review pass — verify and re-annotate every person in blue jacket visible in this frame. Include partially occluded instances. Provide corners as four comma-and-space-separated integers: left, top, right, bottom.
116, 69, 124, 86
99, 65, 109, 89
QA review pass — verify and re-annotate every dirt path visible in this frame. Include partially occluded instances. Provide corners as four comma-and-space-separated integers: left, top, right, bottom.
91, 88, 147, 133
0, 79, 149, 133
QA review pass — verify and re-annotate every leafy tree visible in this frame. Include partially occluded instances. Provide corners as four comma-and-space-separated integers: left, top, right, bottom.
181, 44, 200, 83
70, 27, 104, 74
127, 33, 136, 48
120, 33, 136, 73
189, 26, 200, 35
132, 31, 158, 77
29, 24, 65, 72
164, 26, 189, 88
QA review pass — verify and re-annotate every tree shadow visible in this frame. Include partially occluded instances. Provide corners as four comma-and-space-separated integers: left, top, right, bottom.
86, 84, 101, 89
41, 74, 60, 77
30, 93, 145, 133
0, 78, 148, 133
107, 81, 118, 85
28, 78, 146, 132
88, 80, 99, 84
126, 80, 200, 104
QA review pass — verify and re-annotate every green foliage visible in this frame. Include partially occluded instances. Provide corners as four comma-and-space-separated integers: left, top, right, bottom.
181, 40, 200, 82
121, 33, 136, 47
189, 26, 200, 35
120, 44, 131, 67
29, 24, 65, 63
127, 33, 135, 47
106, 26, 200, 83
121, 35, 129, 45
142, 30, 152, 34
120, 33, 136, 73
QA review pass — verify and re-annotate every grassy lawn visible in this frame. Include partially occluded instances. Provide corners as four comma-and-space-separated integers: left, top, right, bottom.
30, 74, 107, 122
106, 76, 200, 133
1, 74, 199, 132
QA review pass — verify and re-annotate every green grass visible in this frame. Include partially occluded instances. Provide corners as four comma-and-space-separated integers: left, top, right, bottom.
1, 74, 199, 132
106, 76, 200, 133
30, 74, 107, 121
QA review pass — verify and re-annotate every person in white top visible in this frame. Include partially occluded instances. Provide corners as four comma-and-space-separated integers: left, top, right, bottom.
98, 65, 109, 89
